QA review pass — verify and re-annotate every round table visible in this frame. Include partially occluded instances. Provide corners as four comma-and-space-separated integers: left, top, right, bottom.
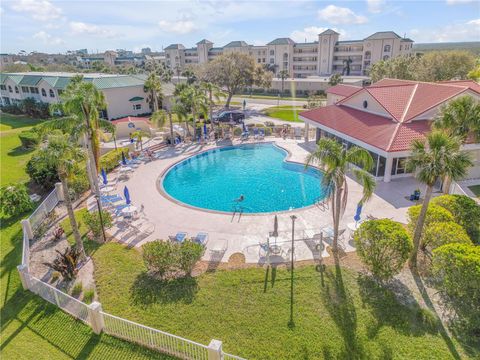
119, 166, 133, 173
269, 244, 282, 255
100, 186, 115, 194
347, 222, 360, 231
121, 205, 137, 217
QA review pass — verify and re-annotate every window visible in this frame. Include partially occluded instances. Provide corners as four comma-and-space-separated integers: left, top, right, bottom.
270, 58, 274, 64
41, 88, 47, 97
363, 100, 368, 108
384, 44, 391, 52
283, 53, 288, 60
30, 87, 39, 94
391, 157, 412, 175
133, 104, 141, 110
8, 86, 12, 92
269, 50, 274, 56
364, 51, 371, 60
0, 85, 6, 91
57, 89, 63, 95
21, 86, 29, 93
49, 89, 55, 97
257, 58, 261, 63
383, 55, 390, 61
15, 86, 19, 93
262, 58, 266, 63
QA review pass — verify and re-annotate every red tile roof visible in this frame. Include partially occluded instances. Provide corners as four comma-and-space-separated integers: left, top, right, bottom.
438, 80, 480, 94
326, 84, 361, 97
111, 116, 152, 125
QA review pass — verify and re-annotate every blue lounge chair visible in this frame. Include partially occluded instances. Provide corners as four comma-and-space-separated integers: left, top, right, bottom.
253, 128, 259, 140
101, 194, 123, 203
193, 232, 208, 245
169, 232, 187, 243
259, 128, 265, 139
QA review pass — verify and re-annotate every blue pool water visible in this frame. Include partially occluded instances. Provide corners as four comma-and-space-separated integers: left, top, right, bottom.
161, 143, 327, 213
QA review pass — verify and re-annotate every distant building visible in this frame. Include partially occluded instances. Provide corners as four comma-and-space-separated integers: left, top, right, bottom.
141, 47, 152, 54
0, 72, 174, 120
0, 54, 15, 70
163, 30, 414, 77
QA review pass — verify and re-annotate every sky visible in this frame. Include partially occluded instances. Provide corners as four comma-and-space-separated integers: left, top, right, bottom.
0, 0, 479, 54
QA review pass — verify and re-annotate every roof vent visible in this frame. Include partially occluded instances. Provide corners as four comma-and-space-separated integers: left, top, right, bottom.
363, 100, 368, 108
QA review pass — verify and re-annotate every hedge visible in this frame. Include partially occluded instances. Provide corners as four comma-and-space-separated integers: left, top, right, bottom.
407, 204, 454, 240
99, 147, 130, 173
432, 194, 480, 244
18, 130, 40, 149
423, 221, 472, 251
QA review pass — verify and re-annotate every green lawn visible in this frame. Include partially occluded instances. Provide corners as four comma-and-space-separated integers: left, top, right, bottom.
93, 242, 474, 360
235, 94, 310, 101
0, 114, 47, 186
263, 106, 305, 122
468, 185, 480, 198
0, 114, 174, 359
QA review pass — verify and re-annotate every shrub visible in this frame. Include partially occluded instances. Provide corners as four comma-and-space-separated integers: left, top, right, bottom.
52, 226, 65, 241
423, 221, 471, 252
233, 127, 242, 136
71, 282, 83, 297
83, 289, 95, 304
68, 170, 89, 199
407, 204, 454, 241
432, 243, 480, 338
0, 103, 23, 115
432, 194, 480, 244
0, 184, 34, 217
26, 153, 59, 190
18, 130, 40, 149
19, 98, 50, 118
44, 246, 80, 281
354, 219, 412, 281
82, 210, 113, 240
178, 240, 205, 276
99, 147, 130, 172
142, 241, 176, 279
50, 271, 60, 283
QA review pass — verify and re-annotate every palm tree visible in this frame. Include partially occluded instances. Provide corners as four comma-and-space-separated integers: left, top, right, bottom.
433, 95, 480, 143
144, 72, 163, 112
407, 131, 472, 269
278, 70, 289, 95
42, 132, 87, 260
47, 76, 113, 199
201, 81, 224, 132
175, 84, 207, 140
306, 138, 376, 255
172, 101, 191, 137
182, 69, 197, 84
151, 109, 174, 143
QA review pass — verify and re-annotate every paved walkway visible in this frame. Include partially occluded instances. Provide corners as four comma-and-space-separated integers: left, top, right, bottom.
232, 96, 308, 107
91, 138, 428, 264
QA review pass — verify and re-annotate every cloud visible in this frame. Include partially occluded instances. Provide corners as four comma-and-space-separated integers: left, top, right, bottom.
290, 26, 346, 43
446, 0, 476, 4
69, 22, 120, 38
33, 31, 64, 45
318, 5, 368, 24
410, 18, 480, 42
158, 19, 197, 34
366, 0, 386, 13
11, 0, 62, 21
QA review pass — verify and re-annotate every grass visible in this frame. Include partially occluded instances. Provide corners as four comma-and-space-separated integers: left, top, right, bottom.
468, 185, 480, 198
262, 105, 305, 122
0, 114, 175, 359
93, 242, 475, 360
0, 114, 46, 186
234, 94, 310, 101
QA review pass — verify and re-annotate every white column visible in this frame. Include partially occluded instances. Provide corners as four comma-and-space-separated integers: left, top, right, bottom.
88, 301, 105, 334
55, 182, 64, 202
17, 264, 30, 290
207, 339, 223, 360
304, 123, 310, 142
21, 219, 34, 240
384, 157, 394, 183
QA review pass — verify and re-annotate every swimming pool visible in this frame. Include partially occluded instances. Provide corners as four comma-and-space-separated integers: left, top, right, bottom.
161, 143, 327, 213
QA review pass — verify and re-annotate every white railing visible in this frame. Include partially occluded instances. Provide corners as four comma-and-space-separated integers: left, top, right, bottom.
25, 273, 91, 325
21, 230, 30, 267
28, 188, 59, 230
223, 353, 247, 360
102, 312, 210, 360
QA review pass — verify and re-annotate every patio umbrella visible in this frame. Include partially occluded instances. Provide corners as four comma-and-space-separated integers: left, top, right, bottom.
124, 186, 131, 205
121, 151, 127, 165
242, 121, 248, 133
272, 215, 279, 245
203, 122, 208, 139
101, 168, 108, 185
354, 203, 363, 223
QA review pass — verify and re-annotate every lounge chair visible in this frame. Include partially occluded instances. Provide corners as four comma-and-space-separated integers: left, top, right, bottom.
258, 128, 265, 140
169, 231, 187, 243
253, 128, 259, 140
193, 232, 208, 245
241, 131, 249, 141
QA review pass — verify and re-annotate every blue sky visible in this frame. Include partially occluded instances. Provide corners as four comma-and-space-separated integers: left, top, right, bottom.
1, 0, 479, 54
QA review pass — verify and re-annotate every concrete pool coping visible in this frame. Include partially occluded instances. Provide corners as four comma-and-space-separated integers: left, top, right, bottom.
155, 141, 326, 216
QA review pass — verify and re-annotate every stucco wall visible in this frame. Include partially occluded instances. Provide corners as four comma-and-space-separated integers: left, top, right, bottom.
103, 86, 149, 120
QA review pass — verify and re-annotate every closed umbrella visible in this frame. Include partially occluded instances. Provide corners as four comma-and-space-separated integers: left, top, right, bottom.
101, 168, 108, 185
121, 151, 127, 165
242, 121, 248, 133
124, 186, 131, 205
203, 122, 208, 139
354, 203, 363, 224
272, 215, 279, 245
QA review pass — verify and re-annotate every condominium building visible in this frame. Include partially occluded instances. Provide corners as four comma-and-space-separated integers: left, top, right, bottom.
0, 72, 174, 120
163, 30, 414, 78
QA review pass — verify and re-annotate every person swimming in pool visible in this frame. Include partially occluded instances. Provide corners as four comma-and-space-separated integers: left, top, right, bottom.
234, 195, 244, 202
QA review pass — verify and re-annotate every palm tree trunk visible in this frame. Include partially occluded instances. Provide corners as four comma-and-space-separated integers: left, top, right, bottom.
192, 107, 197, 141
332, 186, 342, 255
409, 185, 433, 269
209, 90, 214, 133
225, 93, 233, 109
168, 112, 174, 145
61, 175, 86, 261
83, 134, 96, 194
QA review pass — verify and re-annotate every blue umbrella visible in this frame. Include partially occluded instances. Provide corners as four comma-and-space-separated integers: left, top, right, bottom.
121, 151, 127, 165
124, 186, 131, 205
101, 168, 108, 185
203, 123, 208, 139
354, 203, 363, 223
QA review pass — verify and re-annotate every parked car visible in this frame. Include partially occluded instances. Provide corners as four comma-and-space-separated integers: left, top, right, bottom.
213, 110, 245, 124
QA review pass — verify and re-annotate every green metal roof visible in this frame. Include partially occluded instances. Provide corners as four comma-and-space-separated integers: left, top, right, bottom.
164, 44, 184, 50
267, 38, 296, 45
224, 41, 248, 48
1, 74, 24, 84
129, 96, 144, 102
91, 76, 145, 89
19, 75, 43, 86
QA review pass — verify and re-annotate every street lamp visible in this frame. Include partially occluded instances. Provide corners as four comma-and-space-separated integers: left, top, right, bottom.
288, 214, 297, 328
94, 194, 107, 243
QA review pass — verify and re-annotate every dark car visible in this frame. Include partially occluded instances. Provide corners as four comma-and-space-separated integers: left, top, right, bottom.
213, 110, 245, 124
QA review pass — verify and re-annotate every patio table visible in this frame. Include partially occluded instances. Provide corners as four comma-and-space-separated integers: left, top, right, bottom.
121, 205, 137, 217
100, 186, 115, 194
269, 244, 282, 255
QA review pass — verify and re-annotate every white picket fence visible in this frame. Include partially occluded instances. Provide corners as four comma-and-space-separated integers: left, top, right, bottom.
18, 184, 246, 360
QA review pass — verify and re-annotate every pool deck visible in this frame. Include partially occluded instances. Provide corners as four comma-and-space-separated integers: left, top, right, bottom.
92, 138, 433, 264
